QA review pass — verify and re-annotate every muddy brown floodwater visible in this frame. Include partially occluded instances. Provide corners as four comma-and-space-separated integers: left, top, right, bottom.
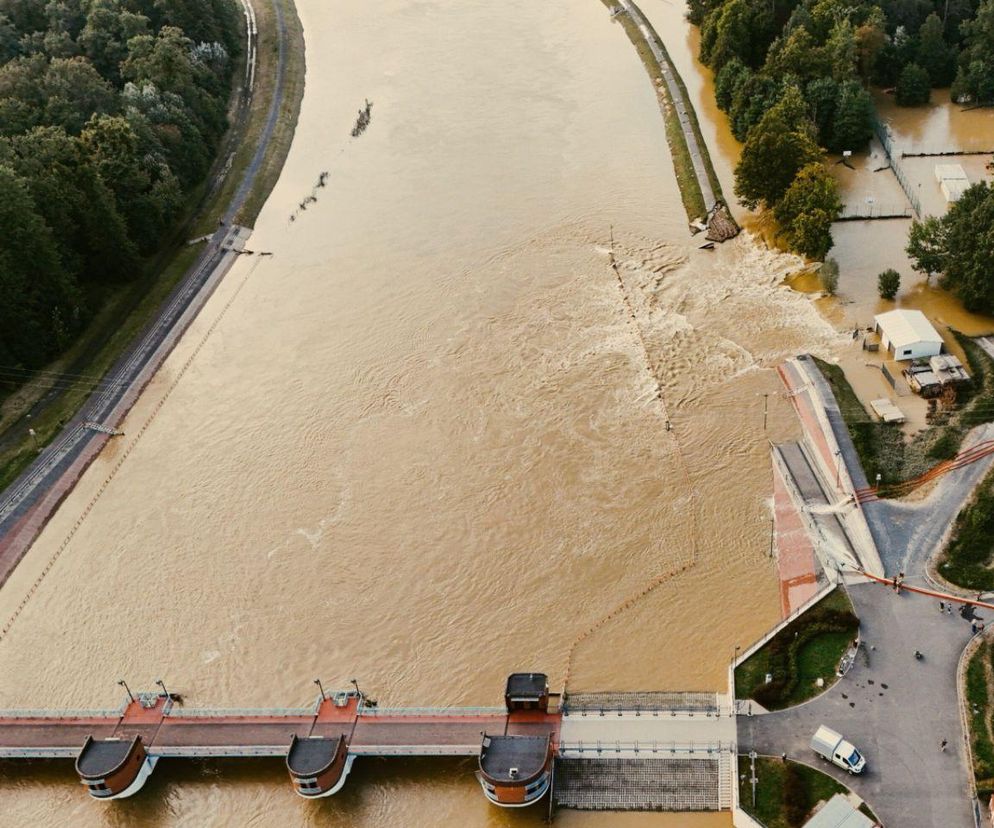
0, 1, 843, 825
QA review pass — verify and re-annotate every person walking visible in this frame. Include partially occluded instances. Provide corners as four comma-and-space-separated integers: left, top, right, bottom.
940, 739, 948, 752
939, 600, 946, 613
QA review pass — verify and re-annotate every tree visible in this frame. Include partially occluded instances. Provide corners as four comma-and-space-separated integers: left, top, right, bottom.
829, 80, 873, 153
41, 56, 117, 133
773, 162, 842, 259
826, 19, 858, 81
729, 73, 780, 140
806, 76, 840, 146
0, 164, 81, 368
935, 183, 994, 311
715, 58, 751, 112
700, 0, 752, 70
953, 0, 994, 103
735, 87, 822, 209
878, 268, 901, 298
916, 14, 957, 87
895, 62, 931, 105
906, 215, 947, 278
1, 126, 138, 283
764, 26, 829, 82
855, 9, 887, 80
820, 258, 840, 293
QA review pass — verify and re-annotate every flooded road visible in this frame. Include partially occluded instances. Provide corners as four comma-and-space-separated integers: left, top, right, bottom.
0, 1, 841, 825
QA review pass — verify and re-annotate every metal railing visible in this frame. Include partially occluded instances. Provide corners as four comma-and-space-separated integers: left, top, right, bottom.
169, 705, 317, 718
0, 708, 122, 719
357, 706, 505, 717
559, 740, 735, 755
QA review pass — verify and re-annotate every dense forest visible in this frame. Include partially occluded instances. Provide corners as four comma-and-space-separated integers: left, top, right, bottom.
689, 0, 993, 259
0, 0, 239, 375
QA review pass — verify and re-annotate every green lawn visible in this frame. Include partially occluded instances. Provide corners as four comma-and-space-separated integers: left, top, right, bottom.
736, 588, 858, 710
739, 756, 876, 828
939, 468, 994, 590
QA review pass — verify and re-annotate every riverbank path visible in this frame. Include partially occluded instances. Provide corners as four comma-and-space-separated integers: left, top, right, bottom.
0, 0, 292, 591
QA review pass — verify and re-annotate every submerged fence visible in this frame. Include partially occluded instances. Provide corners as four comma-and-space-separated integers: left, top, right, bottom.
871, 115, 922, 218
836, 201, 913, 221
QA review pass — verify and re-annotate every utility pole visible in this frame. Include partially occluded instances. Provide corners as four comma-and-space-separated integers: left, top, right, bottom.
763, 393, 769, 432
769, 517, 775, 558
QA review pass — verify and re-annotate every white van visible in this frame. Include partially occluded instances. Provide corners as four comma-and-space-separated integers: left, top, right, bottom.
810, 725, 866, 774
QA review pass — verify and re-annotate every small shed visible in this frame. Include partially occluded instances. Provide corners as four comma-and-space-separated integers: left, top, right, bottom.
874, 310, 944, 361
802, 793, 877, 827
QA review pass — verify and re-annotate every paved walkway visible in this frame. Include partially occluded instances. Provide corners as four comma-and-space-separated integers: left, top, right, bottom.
617, 0, 716, 212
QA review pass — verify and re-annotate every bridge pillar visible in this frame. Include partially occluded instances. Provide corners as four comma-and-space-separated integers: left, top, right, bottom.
286, 734, 354, 798
75, 735, 157, 799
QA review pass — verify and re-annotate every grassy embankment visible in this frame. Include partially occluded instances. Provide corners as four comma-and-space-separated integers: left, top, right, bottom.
738, 756, 877, 828
813, 338, 994, 489
735, 588, 858, 710
0, 0, 306, 495
598, 0, 723, 222
940, 471, 994, 590
965, 637, 994, 800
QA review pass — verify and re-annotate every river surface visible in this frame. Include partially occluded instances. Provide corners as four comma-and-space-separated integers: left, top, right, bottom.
0, 1, 844, 825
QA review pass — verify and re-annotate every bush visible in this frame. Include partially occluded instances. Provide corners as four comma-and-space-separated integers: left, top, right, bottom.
877, 268, 901, 299
820, 258, 839, 294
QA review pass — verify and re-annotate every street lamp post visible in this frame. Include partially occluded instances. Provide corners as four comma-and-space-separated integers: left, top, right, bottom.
835, 450, 843, 489
313, 678, 327, 701
350, 677, 364, 707
117, 679, 135, 704
155, 678, 170, 700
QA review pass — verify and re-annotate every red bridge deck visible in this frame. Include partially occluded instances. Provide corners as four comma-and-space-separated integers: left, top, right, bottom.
0, 695, 561, 760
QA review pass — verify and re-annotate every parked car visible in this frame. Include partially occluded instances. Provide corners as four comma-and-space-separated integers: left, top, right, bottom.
810, 725, 866, 774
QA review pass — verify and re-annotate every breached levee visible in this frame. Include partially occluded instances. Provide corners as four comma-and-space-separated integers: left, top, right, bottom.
603, 0, 740, 242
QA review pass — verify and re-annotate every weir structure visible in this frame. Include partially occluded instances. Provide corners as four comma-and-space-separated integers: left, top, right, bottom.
0, 676, 739, 813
